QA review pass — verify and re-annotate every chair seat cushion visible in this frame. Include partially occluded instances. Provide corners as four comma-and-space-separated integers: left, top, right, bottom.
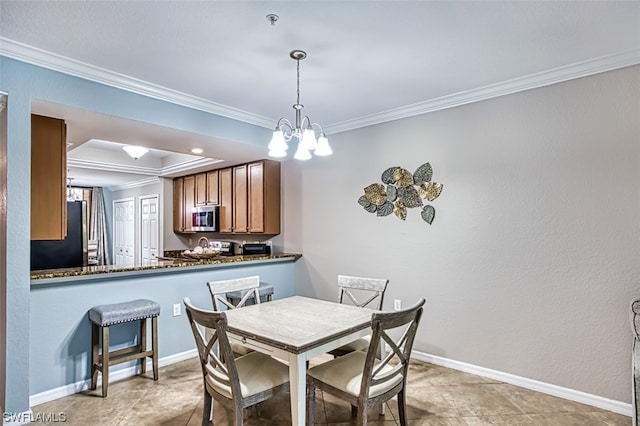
88, 299, 160, 326
308, 350, 402, 398
333, 335, 371, 353
206, 351, 289, 399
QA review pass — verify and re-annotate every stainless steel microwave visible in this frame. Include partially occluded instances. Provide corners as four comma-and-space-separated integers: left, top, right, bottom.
192, 205, 219, 232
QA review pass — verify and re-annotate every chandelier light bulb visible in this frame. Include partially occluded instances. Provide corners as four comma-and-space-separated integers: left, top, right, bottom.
301, 127, 318, 150
314, 134, 333, 156
293, 141, 312, 160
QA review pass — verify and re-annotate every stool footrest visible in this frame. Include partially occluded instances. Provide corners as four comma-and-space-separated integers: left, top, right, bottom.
97, 347, 155, 366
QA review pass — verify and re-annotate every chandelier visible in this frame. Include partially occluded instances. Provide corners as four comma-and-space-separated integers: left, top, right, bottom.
268, 50, 332, 160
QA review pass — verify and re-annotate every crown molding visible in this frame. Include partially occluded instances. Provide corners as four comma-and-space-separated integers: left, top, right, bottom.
326, 49, 640, 134
68, 157, 224, 176
0, 37, 273, 128
108, 177, 161, 192
2, 37, 638, 136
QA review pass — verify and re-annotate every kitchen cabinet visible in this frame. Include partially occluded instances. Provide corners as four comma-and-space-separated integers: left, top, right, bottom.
173, 176, 195, 233
218, 168, 233, 232
175, 159, 280, 235
195, 170, 219, 206
248, 160, 280, 233
206, 170, 219, 205
232, 165, 248, 233
31, 114, 67, 240
218, 159, 280, 235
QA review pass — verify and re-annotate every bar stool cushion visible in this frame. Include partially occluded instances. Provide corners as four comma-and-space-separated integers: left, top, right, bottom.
89, 299, 161, 326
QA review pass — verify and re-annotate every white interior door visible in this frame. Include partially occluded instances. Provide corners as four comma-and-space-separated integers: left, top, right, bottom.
140, 194, 159, 266
113, 198, 135, 267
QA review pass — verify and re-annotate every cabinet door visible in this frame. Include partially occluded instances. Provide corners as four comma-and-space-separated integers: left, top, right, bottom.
195, 173, 207, 206
206, 170, 219, 204
218, 168, 233, 233
31, 114, 67, 240
248, 162, 265, 233
232, 165, 248, 233
183, 175, 196, 232
173, 177, 184, 232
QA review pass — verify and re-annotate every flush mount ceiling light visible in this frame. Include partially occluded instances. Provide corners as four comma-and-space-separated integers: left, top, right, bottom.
122, 145, 149, 160
268, 50, 332, 160
190, 148, 203, 154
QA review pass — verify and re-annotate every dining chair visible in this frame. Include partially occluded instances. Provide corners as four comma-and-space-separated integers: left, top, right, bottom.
307, 298, 425, 426
207, 275, 262, 311
207, 275, 263, 357
183, 297, 290, 426
328, 274, 390, 357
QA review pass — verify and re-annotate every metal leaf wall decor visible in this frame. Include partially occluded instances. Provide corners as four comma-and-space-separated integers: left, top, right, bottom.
359, 162, 443, 225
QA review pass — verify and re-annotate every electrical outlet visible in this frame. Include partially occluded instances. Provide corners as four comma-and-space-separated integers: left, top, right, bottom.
173, 303, 181, 317
394, 299, 402, 311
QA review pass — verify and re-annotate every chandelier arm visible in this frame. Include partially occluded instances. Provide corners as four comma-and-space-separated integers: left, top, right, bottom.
276, 118, 294, 141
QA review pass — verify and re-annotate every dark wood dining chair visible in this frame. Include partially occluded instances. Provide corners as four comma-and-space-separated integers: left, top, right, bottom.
328, 274, 389, 357
183, 297, 290, 426
307, 298, 425, 426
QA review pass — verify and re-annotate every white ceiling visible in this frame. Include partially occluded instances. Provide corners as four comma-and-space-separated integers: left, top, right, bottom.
2, 1, 639, 188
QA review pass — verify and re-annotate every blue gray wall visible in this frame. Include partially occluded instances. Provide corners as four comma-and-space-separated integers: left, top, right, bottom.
0, 56, 270, 413
30, 261, 295, 395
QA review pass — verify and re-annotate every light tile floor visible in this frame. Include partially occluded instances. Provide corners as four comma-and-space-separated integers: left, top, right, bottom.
28, 356, 630, 425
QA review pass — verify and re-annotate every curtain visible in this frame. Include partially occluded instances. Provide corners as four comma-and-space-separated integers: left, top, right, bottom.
90, 187, 110, 266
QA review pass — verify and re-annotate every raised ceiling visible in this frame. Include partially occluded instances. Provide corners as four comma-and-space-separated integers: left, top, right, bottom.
1, 1, 639, 188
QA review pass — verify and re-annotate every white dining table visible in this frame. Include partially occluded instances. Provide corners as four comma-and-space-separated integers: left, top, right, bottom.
224, 295, 375, 426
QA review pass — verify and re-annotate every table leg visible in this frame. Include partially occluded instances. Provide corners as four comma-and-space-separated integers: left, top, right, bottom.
288, 353, 307, 426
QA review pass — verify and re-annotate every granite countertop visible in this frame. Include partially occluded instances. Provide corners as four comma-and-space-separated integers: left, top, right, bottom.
30, 253, 302, 281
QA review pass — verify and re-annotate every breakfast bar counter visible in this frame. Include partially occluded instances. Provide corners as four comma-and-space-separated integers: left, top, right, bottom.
28, 251, 302, 398
30, 253, 301, 284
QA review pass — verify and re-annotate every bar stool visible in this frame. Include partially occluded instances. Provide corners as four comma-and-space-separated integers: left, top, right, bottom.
88, 299, 160, 397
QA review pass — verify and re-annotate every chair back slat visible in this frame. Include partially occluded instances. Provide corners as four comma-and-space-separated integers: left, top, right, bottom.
359, 298, 425, 397
183, 297, 243, 399
337, 275, 389, 310
207, 275, 261, 310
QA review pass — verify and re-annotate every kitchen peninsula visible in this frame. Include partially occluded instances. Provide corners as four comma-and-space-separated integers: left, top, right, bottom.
28, 252, 301, 401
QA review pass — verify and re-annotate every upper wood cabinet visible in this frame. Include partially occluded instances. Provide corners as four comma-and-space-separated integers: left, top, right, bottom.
195, 170, 219, 206
183, 175, 195, 232
218, 168, 233, 233
232, 165, 249, 233
206, 170, 219, 205
218, 159, 280, 235
174, 159, 280, 235
173, 176, 196, 233
31, 114, 67, 240
248, 160, 280, 234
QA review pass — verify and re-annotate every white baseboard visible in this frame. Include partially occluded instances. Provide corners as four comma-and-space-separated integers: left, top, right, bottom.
412, 350, 632, 417
27, 348, 632, 419
28, 349, 198, 407
2, 409, 33, 426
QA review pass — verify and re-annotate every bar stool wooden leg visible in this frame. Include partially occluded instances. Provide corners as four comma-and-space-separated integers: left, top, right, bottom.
101, 325, 110, 398
152, 316, 158, 380
140, 318, 147, 374
91, 322, 99, 390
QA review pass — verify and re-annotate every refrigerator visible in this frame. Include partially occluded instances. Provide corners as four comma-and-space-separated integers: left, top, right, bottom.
31, 200, 88, 270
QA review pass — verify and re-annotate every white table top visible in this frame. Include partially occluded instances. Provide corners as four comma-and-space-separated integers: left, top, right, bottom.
224, 295, 374, 354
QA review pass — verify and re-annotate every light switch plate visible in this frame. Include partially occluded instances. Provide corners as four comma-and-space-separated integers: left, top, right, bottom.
173, 303, 181, 317
394, 299, 402, 311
